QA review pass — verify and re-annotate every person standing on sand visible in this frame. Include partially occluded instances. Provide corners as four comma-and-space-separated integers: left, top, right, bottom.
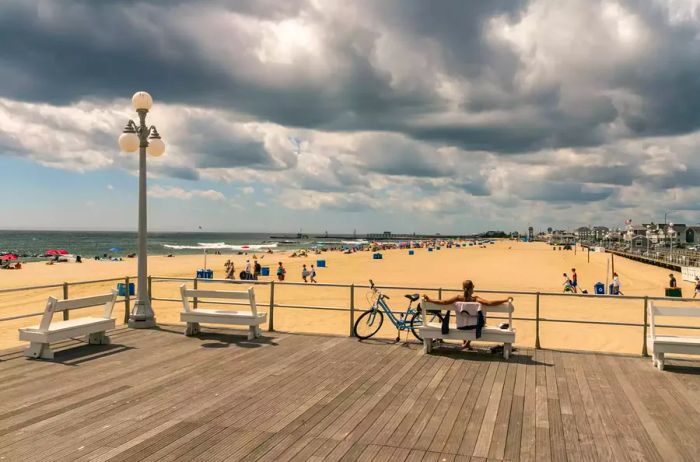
570, 268, 578, 293
277, 262, 286, 281
310, 265, 317, 283
301, 264, 309, 283
612, 272, 621, 295
669, 273, 677, 288
422, 280, 513, 350
694, 277, 700, 298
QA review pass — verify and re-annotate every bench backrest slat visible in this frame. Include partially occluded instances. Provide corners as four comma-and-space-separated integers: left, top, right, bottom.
649, 301, 700, 341
36, 291, 117, 333
53, 293, 115, 312
652, 306, 700, 318
422, 300, 514, 330
180, 284, 256, 315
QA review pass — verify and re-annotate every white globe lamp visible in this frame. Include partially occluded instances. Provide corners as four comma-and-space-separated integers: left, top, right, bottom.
118, 130, 139, 153
147, 137, 165, 157
132, 91, 153, 111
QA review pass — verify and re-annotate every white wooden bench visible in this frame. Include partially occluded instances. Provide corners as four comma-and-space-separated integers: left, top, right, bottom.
420, 301, 516, 359
18, 292, 117, 359
648, 301, 700, 371
180, 284, 267, 340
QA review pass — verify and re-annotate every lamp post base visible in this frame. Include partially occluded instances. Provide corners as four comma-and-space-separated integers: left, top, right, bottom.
128, 300, 156, 329
128, 317, 157, 329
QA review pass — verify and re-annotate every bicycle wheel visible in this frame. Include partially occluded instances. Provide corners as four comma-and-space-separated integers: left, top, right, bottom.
354, 310, 384, 339
410, 309, 443, 342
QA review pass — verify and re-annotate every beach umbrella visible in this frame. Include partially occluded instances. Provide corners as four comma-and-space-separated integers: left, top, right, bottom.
0, 253, 17, 261
45, 249, 69, 256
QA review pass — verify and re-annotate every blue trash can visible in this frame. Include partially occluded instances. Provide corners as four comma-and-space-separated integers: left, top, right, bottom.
261, 266, 270, 276
594, 282, 605, 295
317, 259, 326, 268
373, 253, 383, 260
196, 270, 203, 279
408, 250, 414, 255
428, 248, 433, 252
206, 269, 213, 279
117, 283, 135, 296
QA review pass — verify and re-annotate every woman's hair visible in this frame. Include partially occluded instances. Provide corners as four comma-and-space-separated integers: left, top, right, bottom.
462, 280, 474, 301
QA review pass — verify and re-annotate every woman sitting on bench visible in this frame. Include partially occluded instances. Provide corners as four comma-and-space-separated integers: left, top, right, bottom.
423, 280, 513, 349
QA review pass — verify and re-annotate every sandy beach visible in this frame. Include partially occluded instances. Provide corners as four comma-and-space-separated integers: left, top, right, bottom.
2, 240, 699, 354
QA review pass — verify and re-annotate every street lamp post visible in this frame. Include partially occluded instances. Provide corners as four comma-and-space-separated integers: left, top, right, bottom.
668, 223, 675, 263
118, 91, 165, 328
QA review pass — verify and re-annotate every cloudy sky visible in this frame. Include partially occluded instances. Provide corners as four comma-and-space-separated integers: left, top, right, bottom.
1, 0, 700, 233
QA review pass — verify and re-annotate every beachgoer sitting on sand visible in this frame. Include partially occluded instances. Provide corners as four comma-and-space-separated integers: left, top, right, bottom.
422, 280, 513, 350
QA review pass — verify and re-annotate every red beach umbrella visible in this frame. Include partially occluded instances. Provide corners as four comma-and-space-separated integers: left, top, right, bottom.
45, 249, 69, 256
0, 253, 18, 261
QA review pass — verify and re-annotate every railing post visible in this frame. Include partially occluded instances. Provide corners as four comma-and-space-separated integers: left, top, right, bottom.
350, 284, 355, 337
62, 282, 69, 320
124, 276, 131, 324
193, 278, 198, 309
268, 281, 275, 332
535, 292, 541, 349
147, 275, 153, 304
642, 296, 649, 357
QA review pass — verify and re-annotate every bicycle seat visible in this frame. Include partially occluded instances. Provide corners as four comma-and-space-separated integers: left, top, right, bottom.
404, 293, 420, 302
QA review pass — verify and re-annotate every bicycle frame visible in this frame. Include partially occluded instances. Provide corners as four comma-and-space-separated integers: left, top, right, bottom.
372, 295, 417, 331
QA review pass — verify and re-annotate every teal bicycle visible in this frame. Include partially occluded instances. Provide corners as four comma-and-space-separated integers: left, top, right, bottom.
353, 280, 443, 342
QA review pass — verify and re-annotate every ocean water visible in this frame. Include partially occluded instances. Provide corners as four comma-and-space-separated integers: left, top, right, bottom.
0, 230, 362, 259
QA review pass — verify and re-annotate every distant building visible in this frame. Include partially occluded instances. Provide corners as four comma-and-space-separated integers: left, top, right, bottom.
630, 235, 649, 250
575, 227, 591, 240
592, 226, 609, 240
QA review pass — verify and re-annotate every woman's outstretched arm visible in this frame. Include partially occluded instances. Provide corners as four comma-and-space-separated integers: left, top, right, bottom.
474, 295, 513, 306
422, 294, 462, 305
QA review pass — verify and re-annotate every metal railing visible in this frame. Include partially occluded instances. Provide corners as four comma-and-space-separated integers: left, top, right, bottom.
149, 276, 700, 356
0, 276, 135, 324
2, 274, 700, 356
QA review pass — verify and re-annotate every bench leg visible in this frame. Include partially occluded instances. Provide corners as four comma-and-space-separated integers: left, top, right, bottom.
652, 353, 658, 368
185, 322, 200, 337
423, 337, 432, 354
503, 343, 512, 360
248, 326, 256, 340
87, 332, 110, 345
657, 352, 665, 371
25, 342, 53, 359
255, 326, 262, 338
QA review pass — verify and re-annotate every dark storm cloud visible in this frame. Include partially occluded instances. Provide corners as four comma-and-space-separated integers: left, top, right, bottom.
1, 0, 700, 220
519, 181, 615, 203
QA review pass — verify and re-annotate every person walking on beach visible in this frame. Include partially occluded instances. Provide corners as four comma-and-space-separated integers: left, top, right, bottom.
694, 276, 700, 298
422, 280, 513, 350
562, 273, 573, 292
277, 262, 286, 281
301, 264, 309, 283
310, 264, 317, 283
570, 268, 578, 293
669, 273, 677, 288
225, 259, 235, 280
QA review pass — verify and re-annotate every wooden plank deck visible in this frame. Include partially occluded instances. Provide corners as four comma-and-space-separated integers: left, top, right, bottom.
1, 325, 700, 461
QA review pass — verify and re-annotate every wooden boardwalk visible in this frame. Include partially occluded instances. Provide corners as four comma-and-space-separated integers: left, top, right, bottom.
1, 326, 700, 461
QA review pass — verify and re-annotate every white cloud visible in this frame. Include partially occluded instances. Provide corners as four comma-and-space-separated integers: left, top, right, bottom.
149, 185, 225, 201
